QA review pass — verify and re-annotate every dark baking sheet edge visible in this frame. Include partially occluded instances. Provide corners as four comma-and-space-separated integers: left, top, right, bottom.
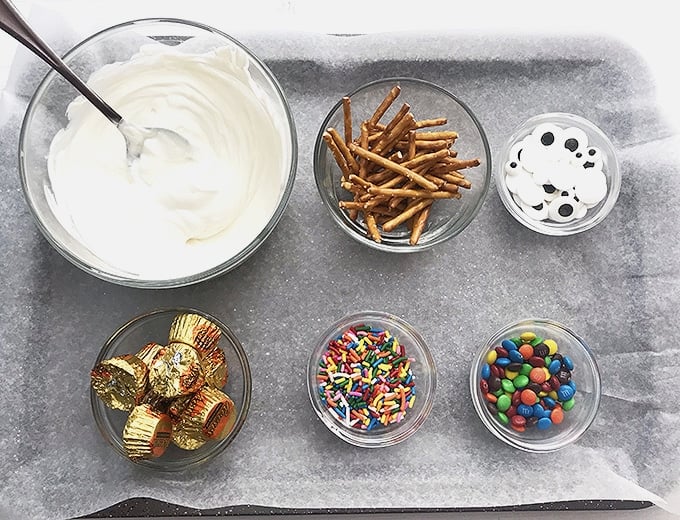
79, 498, 653, 518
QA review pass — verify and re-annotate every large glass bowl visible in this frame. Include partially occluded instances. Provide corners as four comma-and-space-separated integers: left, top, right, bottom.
313, 77, 491, 252
90, 307, 252, 471
19, 18, 297, 288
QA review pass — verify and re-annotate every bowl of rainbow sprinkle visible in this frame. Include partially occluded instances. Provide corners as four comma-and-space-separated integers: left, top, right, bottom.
306, 311, 436, 447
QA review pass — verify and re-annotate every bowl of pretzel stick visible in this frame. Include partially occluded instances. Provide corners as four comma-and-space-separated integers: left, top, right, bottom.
313, 77, 491, 251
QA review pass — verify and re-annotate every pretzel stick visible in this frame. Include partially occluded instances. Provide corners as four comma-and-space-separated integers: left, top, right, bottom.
414, 131, 458, 141
370, 187, 456, 199
359, 122, 369, 178
342, 97, 352, 144
372, 112, 416, 155
369, 85, 401, 127
382, 199, 433, 232
400, 148, 450, 170
441, 157, 481, 169
437, 173, 472, 189
395, 139, 453, 152
349, 143, 438, 191
415, 117, 447, 129
423, 174, 461, 194
364, 212, 382, 243
407, 131, 416, 160
387, 180, 416, 208
322, 131, 351, 179
410, 205, 431, 245
327, 127, 359, 175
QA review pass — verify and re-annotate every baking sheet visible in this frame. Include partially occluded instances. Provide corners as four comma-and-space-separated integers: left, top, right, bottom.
1, 14, 680, 520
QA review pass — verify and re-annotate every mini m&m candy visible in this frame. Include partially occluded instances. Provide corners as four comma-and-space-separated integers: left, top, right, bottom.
479, 333, 576, 432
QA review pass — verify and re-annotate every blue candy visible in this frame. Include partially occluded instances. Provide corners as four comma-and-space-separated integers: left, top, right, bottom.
543, 409, 553, 419
548, 359, 561, 374
557, 385, 575, 401
517, 404, 533, 417
567, 380, 576, 392
532, 403, 545, 417
537, 417, 552, 430
508, 350, 524, 363
495, 357, 511, 367
501, 339, 518, 351
562, 355, 574, 370
481, 363, 491, 379
543, 397, 556, 409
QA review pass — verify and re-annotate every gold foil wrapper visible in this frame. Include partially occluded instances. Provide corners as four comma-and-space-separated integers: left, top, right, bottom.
167, 393, 194, 424
123, 404, 173, 460
201, 346, 228, 389
168, 313, 221, 357
172, 425, 207, 451
176, 387, 237, 445
91, 354, 148, 411
135, 342, 164, 368
149, 343, 205, 398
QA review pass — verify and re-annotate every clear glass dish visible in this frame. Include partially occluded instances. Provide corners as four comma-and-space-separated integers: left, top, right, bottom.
470, 318, 601, 453
495, 112, 620, 235
19, 18, 297, 288
90, 307, 252, 470
313, 77, 491, 252
307, 310, 436, 448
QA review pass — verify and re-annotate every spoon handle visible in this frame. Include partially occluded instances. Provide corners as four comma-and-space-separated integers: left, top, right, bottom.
0, 0, 122, 125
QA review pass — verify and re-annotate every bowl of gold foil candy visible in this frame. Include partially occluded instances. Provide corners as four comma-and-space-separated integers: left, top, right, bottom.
90, 308, 251, 470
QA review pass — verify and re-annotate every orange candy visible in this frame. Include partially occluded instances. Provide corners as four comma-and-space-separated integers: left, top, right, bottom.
520, 389, 538, 405
485, 392, 498, 403
510, 423, 526, 432
529, 367, 547, 384
518, 344, 534, 360
551, 406, 564, 424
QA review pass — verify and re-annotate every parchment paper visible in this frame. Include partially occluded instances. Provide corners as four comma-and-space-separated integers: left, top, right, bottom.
1, 5, 680, 520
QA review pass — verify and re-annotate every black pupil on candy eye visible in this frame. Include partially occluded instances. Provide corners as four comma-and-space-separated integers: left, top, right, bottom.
532, 203, 543, 210
541, 132, 554, 145
561, 191, 569, 196
518, 149, 522, 160
588, 149, 596, 156
558, 204, 574, 217
543, 184, 556, 193
583, 161, 595, 169
576, 152, 582, 158
510, 162, 517, 168
564, 138, 579, 152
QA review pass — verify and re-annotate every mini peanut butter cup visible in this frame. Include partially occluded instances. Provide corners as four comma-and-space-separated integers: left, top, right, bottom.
135, 342, 164, 369
201, 346, 228, 389
122, 404, 173, 460
91, 354, 148, 411
149, 343, 205, 398
168, 313, 221, 357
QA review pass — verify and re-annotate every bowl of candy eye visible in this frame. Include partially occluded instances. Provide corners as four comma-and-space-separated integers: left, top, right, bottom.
496, 113, 620, 235
470, 319, 601, 453
306, 311, 436, 448
313, 77, 492, 251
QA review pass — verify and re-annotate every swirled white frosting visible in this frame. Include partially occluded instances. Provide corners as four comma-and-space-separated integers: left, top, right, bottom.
48, 43, 291, 280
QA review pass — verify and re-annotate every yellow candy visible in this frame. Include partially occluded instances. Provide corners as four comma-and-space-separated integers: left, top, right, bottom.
505, 370, 519, 380
548, 390, 558, 400
538, 391, 548, 397
520, 331, 536, 342
543, 367, 551, 380
486, 350, 498, 364
544, 339, 558, 355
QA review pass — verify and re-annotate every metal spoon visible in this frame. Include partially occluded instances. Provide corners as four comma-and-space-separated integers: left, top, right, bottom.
0, 0, 190, 163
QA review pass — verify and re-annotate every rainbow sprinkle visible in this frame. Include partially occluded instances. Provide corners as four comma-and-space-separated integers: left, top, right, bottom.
317, 324, 416, 431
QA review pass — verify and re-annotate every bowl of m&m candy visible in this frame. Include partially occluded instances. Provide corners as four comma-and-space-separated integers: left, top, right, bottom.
470, 319, 601, 452
307, 311, 436, 448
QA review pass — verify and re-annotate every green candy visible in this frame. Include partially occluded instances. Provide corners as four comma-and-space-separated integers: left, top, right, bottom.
492, 388, 504, 397
510, 337, 522, 346
501, 379, 515, 393
562, 397, 576, 411
530, 336, 544, 346
513, 374, 529, 389
497, 412, 509, 424
520, 363, 532, 376
496, 394, 511, 412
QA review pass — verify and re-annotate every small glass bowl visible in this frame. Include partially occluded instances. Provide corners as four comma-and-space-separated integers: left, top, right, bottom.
90, 307, 252, 470
313, 77, 491, 252
307, 311, 436, 448
496, 112, 620, 235
20, 18, 297, 288
470, 318, 601, 453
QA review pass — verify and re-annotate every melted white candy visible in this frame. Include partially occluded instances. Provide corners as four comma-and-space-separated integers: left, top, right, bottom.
48, 44, 290, 279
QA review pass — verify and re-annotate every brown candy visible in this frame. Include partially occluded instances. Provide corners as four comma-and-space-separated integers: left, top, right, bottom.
149, 343, 205, 398
168, 313, 221, 357
91, 354, 148, 411
122, 404, 173, 460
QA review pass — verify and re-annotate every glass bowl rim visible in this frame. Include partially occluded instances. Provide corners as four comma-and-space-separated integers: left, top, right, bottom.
89, 306, 253, 471
312, 76, 492, 253
469, 317, 602, 453
306, 309, 437, 448
494, 111, 621, 236
19, 17, 298, 289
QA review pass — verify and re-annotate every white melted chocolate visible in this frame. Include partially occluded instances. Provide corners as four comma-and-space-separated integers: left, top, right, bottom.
48, 44, 290, 279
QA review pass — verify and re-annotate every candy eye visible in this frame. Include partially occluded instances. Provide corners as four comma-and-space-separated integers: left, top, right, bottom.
572, 168, 607, 206
508, 141, 524, 162
519, 198, 549, 221
505, 165, 532, 194
560, 126, 588, 154
542, 184, 561, 201
531, 123, 564, 146
582, 146, 603, 168
547, 195, 585, 223
504, 160, 524, 176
